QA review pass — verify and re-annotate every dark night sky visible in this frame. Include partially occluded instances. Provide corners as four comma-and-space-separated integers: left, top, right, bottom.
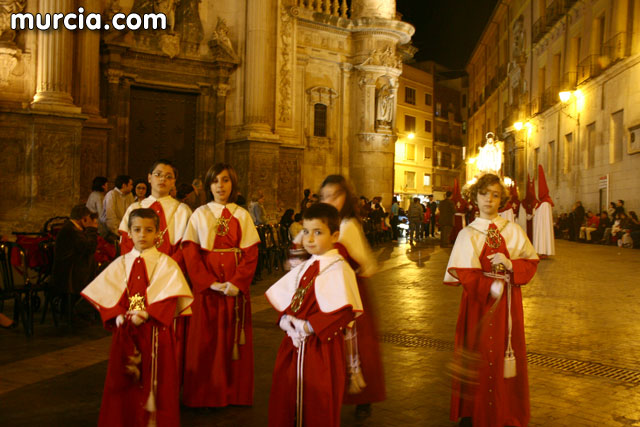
396, 0, 500, 70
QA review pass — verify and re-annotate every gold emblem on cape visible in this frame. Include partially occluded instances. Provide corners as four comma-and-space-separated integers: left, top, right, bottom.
216, 216, 230, 236
128, 293, 146, 311
290, 283, 312, 313
486, 228, 503, 249
155, 228, 168, 248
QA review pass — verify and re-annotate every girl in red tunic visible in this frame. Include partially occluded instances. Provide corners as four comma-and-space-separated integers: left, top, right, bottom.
444, 174, 539, 427
319, 175, 386, 419
181, 163, 260, 407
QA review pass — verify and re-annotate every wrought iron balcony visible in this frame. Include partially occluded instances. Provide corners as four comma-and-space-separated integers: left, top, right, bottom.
577, 55, 602, 84
605, 32, 627, 64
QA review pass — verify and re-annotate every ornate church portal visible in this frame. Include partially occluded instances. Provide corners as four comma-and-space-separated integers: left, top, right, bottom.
0, 0, 414, 233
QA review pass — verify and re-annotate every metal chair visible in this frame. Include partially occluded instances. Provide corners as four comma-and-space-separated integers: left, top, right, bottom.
0, 242, 34, 336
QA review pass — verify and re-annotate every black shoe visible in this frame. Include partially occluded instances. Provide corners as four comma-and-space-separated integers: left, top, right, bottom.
458, 417, 472, 427
355, 404, 372, 420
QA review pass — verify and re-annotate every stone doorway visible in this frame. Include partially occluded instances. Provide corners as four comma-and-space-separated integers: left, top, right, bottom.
128, 87, 198, 184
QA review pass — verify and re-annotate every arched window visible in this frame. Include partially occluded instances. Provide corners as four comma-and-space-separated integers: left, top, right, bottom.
313, 103, 327, 137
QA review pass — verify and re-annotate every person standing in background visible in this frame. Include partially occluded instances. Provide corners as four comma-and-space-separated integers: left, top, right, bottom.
438, 191, 455, 248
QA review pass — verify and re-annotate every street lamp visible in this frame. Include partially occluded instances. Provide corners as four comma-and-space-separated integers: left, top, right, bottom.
408, 132, 415, 139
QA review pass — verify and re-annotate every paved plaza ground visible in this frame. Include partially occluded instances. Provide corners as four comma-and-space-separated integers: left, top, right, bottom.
1, 239, 639, 426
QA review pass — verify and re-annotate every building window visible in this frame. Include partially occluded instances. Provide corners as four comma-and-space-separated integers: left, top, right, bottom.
405, 115, 416, 132
424, 146, 432, 159
313, 103, 327, 137
406, 143, 415, 161
405, 87, 416, 105
423, 174, 431, 187
534, 147, 540, 178
587, 122, 596, 168
434, 174, 442, 187
611, 110, 624, 163
563, 133, 572, 173
404, 171, 416, 189
435, 102, 442, 117
425, 120, 432, 133
425, 93, 432, 106
548, 140, 555, 179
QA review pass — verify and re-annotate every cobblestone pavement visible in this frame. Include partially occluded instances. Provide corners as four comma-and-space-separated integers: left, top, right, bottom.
1, 239, 639, 426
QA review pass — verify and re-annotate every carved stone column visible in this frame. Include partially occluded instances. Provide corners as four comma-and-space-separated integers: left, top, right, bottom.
244, 0, 276, 132
31, 0, 79, 112
74, 0, 101, 116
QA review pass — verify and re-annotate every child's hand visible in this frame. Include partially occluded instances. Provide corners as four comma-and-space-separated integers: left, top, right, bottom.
115, 314, 125, 327
487, 253, 513, 271
210, 282, 226, 293
223, 282, 239, 297
128, 310, 148, 326
289, 316, 313, 336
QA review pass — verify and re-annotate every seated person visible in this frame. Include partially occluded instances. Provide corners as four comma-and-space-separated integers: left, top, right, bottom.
591, 212, 611, 243
53, 205, 99, 296
579, 211, 599, 242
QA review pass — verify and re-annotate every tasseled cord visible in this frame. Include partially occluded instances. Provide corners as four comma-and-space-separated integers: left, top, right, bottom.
144, 326, 159, 427
345, 325, 367, 394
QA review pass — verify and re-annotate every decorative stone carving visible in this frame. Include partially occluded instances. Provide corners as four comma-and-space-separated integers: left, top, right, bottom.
278, 5, 294, 124
0, 46, 19, 86
105, 0, 122, 20
375, 83, 394, 126
175, 0, 203, 55
278, 150, 301, 210
209, 18, 239, 63
351, 0, 395, 20
359, 46, 401, 69
512, 15, 525, 62
306, 86, 338, 105
154, 0, 178, 31
0, 0, 26, 45
160, 33, 181, 58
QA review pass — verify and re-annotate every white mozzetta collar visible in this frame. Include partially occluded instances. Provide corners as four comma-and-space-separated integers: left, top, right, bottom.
468, 215, 508, 233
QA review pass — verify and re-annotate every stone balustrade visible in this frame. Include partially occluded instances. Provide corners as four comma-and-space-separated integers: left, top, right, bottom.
297, 0, 349, 18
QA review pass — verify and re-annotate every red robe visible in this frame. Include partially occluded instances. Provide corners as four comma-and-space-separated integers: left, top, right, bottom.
119, 195, 193, 382
81, 248, 193, 427
265, 251, 363, 427
335, 218, 386, 405
181, 202, 260, 407
444, 216, 538, 427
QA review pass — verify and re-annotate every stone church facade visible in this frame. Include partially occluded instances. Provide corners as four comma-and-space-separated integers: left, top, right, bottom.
0, 0, 413, 233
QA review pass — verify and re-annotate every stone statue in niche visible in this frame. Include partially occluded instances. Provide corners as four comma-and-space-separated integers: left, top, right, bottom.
154, 0, 178, 31
512, 15, 525, 62
376, 84, 394, 128
209, 18, 238, 62
175, 0, 203, 54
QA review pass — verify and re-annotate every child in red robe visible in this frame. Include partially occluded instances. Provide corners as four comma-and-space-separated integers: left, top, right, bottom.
444, 174, 539, 427
119, 159, 192, 258
319, 175, 385, 419
118, 159, 193, 382
266, 203, 363, 427
81, 208, 193, 427
181, 163, 260, 407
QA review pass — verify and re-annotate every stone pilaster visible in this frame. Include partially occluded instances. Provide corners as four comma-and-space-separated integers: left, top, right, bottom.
31, 0, 80, 113
74, 0, 101, 116
244, 0, 276, 132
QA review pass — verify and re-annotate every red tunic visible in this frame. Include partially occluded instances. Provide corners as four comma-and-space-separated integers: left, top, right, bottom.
119, 197, 192, 383
181, 203, 259, 407
335, 241, 386, 405
268, 261, 355, 427
445, 218, 538, 427
82, 254, 192, 427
